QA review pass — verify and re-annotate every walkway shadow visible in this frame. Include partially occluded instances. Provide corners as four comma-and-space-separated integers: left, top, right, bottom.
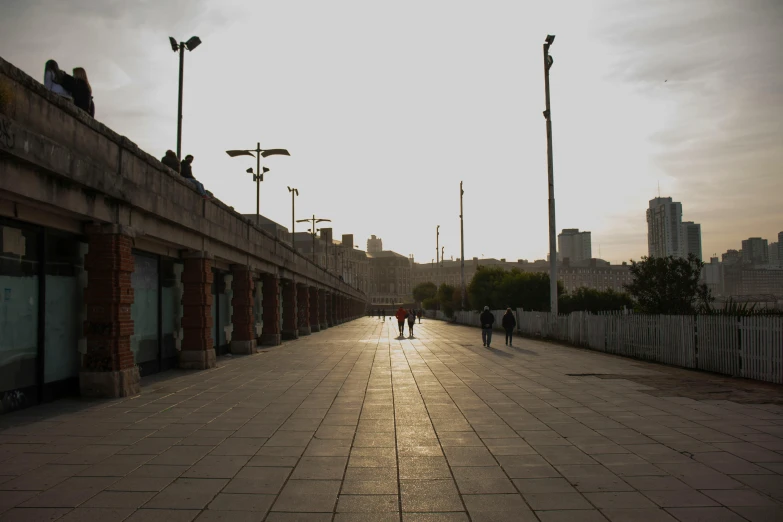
485, 346, 513, 358
508, 345, 539, 356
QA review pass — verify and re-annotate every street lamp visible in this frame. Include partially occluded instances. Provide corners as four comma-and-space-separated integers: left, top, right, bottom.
297, 215, 331, 265
543, 34, 558, 315
436, 225, 440, 285
460, 181, 466, 309
169, 35, 202, 161
226, 144, 290, 219
287, 187, 299, 251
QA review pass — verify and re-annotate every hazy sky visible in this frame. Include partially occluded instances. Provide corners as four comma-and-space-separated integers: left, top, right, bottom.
1, 0, 781, 264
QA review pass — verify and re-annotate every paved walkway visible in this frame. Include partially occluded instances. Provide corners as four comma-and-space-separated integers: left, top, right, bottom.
2, 318, 783, 522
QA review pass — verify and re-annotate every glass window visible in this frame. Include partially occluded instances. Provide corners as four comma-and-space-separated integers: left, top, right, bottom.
0, 224, 40, 408
131, 254, 159, 371
220, 273, 232, 346
44, 234, 86, 384
161, 260, 183, 369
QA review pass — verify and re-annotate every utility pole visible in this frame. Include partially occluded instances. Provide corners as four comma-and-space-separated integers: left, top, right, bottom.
543, 34, 558, 315
287, 187, 298, 252
296, 214, 331, 265
436, 225, 440, 286
460, 181, 466, 309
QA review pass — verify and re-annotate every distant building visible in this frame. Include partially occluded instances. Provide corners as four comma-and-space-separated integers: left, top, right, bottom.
367, 235, 383, 253
680, 222, 702, 260
769, 242, 780, 267
702, 257, 724, 296
558, 229, 592, 263
722, 249, 742, 265
741, 237, 769, 265
724, 265, 783, 296
367, 251, 412, 307
647, 197, 683, 258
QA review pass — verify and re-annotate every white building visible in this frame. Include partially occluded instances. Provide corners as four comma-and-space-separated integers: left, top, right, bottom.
647, 197, 683, 258
557, 229, 592, 263
680, 221, 702, 260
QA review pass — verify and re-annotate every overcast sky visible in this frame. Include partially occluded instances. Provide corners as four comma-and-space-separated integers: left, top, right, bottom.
1, 0, 781, 264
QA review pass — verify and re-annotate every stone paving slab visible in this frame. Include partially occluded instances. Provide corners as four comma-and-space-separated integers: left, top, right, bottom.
2, 317, 783, 521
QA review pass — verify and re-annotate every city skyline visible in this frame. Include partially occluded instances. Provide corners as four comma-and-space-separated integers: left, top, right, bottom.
1, 0, 780, 264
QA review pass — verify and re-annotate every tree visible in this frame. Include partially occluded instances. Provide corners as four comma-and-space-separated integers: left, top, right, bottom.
624, 254, 713, 314
559, 287, 634, 314
467, 266, 562, 312
467, 266, 506, 310
412, 282, 437, 304
437, 283, 456, 318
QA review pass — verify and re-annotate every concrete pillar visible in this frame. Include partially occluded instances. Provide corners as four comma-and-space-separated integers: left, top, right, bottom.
230, 265, 256, 355
297, 284, 311, 336
319, 289, 328, 330
80, 224, 140, 398
309, 287, 320, 332
179, 252, 216, 370
326, 292, 334, 327
260, 274, 281, 346
281, 279, 298, 340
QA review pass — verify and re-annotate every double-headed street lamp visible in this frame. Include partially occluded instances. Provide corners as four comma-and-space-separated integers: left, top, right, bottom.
226, 143, 290, 219
169, 35, 202, 160
296, 215, 331, 265
287, 187, 299, 251
543, 34, 558, 315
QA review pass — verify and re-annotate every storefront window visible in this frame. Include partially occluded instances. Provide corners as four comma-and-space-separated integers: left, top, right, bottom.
161, 260, 183, 370
131, 253, 158, 374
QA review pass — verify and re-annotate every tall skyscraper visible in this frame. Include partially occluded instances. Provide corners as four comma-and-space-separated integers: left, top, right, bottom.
680, 222, 702, 260
557, 229, 592, 263
367, 235, 383, 253
647, 197, 683, 258
741, 237, 768, 265
769, 242, 780, 267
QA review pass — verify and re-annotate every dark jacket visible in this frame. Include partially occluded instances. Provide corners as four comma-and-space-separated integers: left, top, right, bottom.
502, 312, 516, 329
59, 73, 92, 115
480, 310, 495, 329
161, 153, 180, 173
180, 160, 193, 179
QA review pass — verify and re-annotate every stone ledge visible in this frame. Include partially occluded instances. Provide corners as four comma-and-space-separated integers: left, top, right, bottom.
178, 348, 217, 370
80, 367, 140, 398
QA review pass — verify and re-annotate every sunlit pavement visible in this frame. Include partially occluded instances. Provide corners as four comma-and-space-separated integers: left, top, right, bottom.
2, 318, 783, 522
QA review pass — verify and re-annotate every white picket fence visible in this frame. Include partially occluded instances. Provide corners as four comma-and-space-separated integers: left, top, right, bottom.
437, 309, 783, 385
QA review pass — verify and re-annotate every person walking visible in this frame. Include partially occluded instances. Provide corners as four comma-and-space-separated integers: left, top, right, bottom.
417, 309, 422, 324
407, 309, 416, 337
480, 306, 495, 347
502, 308, 517, 346
395, 306, 407, 337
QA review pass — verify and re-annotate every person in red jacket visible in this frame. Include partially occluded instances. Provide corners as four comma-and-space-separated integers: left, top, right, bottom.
395, 307, 407, 337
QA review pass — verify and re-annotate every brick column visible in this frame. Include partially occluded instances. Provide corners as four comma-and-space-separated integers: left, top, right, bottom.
326, 292, 334, 327
319, 289, 328, 330
336, 295, 343, 324
297, 284, 311, 336
230, 265, 256, 355
80, 224, 139, 398
179, 252, 216, 370
281, 279, 298, 340
260, 273, 281, 346
309, 287, 320, 332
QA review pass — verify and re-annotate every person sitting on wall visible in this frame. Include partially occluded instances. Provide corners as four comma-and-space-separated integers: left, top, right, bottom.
43, 60, 72, 101
161, 150, 180, 173
58, 67, 94, 116
180, 154, 208, 197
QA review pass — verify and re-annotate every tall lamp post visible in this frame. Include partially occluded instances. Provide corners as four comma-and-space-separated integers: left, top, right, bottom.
543, 34, 558, 315
287, 187, 299, 251
226, 143, 290, 219
436, 225, 440, 285
297, 215, 331, 265
169, 35, 202, 161
460, 181, 466, 309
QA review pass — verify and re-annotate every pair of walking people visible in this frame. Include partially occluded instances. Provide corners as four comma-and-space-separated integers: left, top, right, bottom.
479, 306, 516, 347
395, 306, 416, 338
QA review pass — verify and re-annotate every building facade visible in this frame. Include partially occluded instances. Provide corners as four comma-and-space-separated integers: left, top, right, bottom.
647, 197, 683, 258
742, 237, 769, 266
558, 229, 592, 263
680, 222, 702, 260
367, 251, 412, 307
367, 235, 383, 253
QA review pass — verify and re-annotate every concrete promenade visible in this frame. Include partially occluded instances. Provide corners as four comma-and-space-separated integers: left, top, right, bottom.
2, 319, 783, 522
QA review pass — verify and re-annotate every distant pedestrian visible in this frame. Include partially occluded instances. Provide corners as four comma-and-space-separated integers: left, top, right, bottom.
417, 309, 422, 324
43, 60, 72, 100
161, 150, 180, 173
502, 308, 516, 346
382, 309, 386, 320
407, 309, 416, 337
180, 154, 208, 197
395, 306, 407, 337
58, 67, 94, 116
480, 306, 495, 347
